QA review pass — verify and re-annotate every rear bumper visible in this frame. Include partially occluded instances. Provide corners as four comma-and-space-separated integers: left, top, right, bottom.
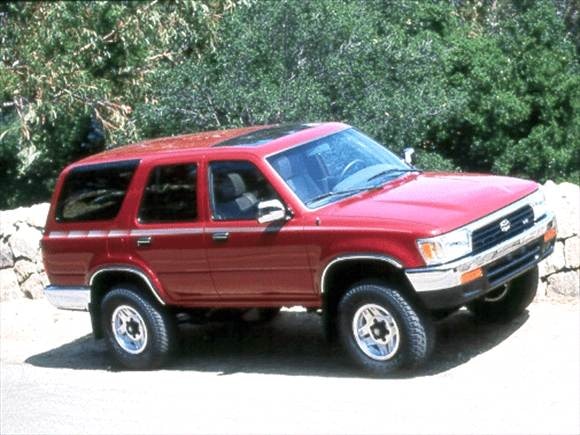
44, 285, 90, 311
405, 212, 555, 310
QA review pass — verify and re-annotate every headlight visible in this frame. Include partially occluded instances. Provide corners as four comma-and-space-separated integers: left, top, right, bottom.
417, 228, 472, 266
528, 189, 547, 221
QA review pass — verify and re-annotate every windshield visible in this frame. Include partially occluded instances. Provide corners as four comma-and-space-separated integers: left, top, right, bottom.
267, 128, 414, 208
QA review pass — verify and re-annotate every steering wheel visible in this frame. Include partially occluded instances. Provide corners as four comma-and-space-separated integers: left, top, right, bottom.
340, 159, 366, 179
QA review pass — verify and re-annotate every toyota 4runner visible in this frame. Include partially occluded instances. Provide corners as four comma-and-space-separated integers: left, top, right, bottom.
42, 122, 556, 375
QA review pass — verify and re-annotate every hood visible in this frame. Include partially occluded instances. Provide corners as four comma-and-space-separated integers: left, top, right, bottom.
319, 172, 538, 236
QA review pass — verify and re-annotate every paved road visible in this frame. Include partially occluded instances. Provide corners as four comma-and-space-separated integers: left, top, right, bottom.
1, 299, 579, 435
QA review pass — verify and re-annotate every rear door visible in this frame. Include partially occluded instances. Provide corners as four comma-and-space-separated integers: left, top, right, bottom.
126, 158, 216, 302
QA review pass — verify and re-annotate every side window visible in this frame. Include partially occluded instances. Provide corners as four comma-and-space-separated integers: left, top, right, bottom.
139, 164, 198, 223
56, 160, 139, 222
209, 161, 280, 221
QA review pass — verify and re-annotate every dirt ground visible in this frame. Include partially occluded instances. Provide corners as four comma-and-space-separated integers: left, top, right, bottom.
1, 298, 579, 435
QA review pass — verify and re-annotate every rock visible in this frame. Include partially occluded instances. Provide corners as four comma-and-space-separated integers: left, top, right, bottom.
35, 259, 45, 273
541, 182, 579, 299
39, 271, 49, 287
538, 260, 547, 280
541, 241, 566, 276
546, 271, 579, 298
13, 259, 37, 282
20, 274, 44, 299
8, 225, 42, 259
0, 211, 17, 238
543, 181, 579, 240
534, 277, 548, 301
26, 203, 50, 229
564, 236, 579, 269
0, 241, 14, 268
0, 268, 21, 301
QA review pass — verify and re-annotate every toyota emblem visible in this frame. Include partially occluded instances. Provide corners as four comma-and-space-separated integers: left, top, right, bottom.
499, 219, 511, 232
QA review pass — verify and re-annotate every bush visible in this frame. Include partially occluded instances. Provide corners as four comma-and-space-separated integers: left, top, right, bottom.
428, 1, 579, 182
0, 1, 240, 208
136, 0, 578, 180
1, 0, 578, 208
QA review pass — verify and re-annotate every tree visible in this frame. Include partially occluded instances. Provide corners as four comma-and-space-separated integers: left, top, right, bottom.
0, 1, 242, 208
1, 0, 578, 208
428, 1, 580, 182
136, 0, 578, 181
134, 0, 459, 169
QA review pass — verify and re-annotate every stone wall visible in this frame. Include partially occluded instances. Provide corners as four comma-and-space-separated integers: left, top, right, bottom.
0, 182, 578, 302
1, 203, 50, 300
537, 181, 579, 300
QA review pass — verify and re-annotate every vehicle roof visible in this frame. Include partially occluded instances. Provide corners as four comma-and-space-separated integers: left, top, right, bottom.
73, 122, 349, 167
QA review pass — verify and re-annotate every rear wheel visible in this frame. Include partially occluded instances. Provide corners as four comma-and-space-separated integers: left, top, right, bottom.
468, 266, 538, 322
337, 280, 434, 376
101, 285, 176, 370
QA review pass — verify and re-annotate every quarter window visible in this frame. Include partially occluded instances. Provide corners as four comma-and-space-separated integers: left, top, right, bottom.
56, 160, 139, 222
139, 164, 198, 222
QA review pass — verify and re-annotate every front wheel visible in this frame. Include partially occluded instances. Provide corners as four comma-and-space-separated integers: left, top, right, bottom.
468, 266, 538, 322
337, 281, 434, 376
101, 285, 176, 370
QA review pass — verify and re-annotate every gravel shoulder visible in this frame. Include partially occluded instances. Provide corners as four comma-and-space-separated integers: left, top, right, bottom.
1, 299, 579, 435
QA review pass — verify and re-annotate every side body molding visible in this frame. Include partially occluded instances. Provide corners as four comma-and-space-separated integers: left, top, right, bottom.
320, 254, 403, 294
89, 266, 166, 306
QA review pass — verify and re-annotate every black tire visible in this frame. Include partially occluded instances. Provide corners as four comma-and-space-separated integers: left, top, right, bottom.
468, 266, 538, 322
101, 285, 176, 370
337, 280, 434, 376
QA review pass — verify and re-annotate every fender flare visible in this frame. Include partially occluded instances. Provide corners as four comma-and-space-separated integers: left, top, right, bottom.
89, 265, 166, 306
320, 254, 403, 294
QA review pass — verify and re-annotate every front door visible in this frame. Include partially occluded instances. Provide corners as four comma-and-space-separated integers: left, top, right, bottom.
205, 160, 315, 302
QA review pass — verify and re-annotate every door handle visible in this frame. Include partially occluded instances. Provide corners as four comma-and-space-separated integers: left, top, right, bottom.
212, 232, 230, 242
136, 236, 152, 247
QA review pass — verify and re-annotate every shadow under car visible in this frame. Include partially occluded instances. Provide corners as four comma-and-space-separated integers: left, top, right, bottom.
26, 309, 529, 378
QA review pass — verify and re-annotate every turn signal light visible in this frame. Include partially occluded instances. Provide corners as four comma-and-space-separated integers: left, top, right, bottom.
544, 227, 557, 242
419, 243, 436, 262
460, 267, 483, 284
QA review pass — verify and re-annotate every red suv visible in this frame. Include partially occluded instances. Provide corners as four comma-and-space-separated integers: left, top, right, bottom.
42, 123, 556, 374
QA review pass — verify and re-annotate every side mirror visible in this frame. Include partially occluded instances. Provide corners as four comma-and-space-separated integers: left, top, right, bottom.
257, 199, 287, 224
403, 147, 415, 165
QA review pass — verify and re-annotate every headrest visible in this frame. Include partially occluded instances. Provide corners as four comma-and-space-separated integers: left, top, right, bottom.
217, 172, 246, 201
275, 156, 294, 179
306, 154, 329, 178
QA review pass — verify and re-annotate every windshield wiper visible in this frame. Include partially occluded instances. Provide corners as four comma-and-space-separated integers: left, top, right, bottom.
306, 185, 381, 206
366, 168, 422, 183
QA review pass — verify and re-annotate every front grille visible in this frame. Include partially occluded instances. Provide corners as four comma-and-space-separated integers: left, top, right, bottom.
485, 241, 541, 287
472, 205, 534, 253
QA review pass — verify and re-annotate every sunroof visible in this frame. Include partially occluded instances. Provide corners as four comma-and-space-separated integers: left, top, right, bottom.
213, 124, 312, 147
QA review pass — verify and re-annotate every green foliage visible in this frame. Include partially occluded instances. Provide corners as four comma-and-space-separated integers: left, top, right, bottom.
136, 0, 578, 179
429, 1, 580, 182
0, 0, 242, 207
135, 0, 460, 157
1, 0, 578, 208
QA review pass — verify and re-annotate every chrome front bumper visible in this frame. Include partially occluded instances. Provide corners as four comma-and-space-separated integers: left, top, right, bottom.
44, 285, 91, 311
406, 212, 555, 293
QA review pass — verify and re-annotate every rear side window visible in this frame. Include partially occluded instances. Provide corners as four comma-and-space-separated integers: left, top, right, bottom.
139, 164, 198, 223
56, 160, 139, 222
